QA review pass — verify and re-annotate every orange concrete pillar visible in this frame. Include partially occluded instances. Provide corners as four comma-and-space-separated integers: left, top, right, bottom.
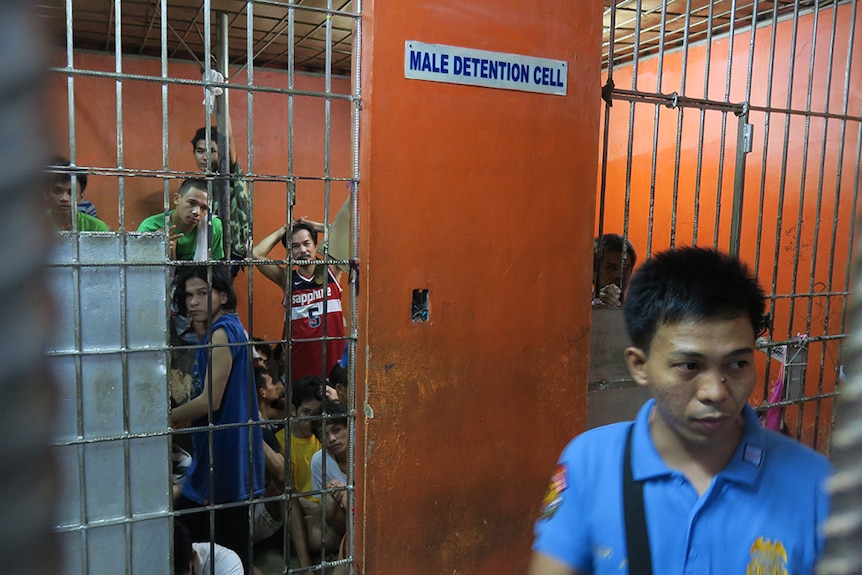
356, 2, 603, 572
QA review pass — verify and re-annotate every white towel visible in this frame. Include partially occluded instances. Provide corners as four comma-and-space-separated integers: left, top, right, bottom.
193, 216, 209, 261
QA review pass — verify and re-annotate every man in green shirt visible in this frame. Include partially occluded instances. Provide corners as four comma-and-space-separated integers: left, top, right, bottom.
138, 178, 224, 260
45, 157, 109, 232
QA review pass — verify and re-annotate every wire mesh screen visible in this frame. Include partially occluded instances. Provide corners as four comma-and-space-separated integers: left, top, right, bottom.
41, 1, 360, 573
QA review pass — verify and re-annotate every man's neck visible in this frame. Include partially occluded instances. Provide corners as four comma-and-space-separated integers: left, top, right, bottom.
297, 262, 317, 278
51, 210, 72, 231
649, 409, 743, 496
334, 453, 348, 474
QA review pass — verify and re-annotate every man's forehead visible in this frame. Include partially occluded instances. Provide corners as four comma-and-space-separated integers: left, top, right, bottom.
195, 139, 218, 149
299, 399, 322, 411
181, 188, 209, 201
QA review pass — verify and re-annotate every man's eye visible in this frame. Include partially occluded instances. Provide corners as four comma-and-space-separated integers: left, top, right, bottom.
674, 362, 698, 371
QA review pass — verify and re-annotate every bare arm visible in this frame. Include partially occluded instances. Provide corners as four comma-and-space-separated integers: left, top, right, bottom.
170, 328, 232, 423
526, 553, 580, 575
323, 479, 348, 534
225, 102, 237, 167
262, 442, 285, 485
251, 225, 289, 290
290, 498, 313, 567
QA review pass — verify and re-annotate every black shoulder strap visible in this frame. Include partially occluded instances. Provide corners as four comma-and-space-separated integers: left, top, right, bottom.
623, 424, 653, 575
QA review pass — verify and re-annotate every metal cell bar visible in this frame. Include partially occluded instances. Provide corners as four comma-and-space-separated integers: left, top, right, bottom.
596, 0, 618, 250
621, 0, 641, 268
649, 1, 669, 254
114, 0, 126, 232
767, 0, 802, 345
160, 0, 170, 258
60, 1, 91, 570
52, 65, 354, 100
825, 0, 859, 435
785, 2, 820, 442
729, 109, 752, 255
808, 0, 842, 451
113, 3, 133, 571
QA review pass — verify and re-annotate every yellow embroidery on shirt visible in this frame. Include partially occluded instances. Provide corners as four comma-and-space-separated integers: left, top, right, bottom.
746, 536, 788, 575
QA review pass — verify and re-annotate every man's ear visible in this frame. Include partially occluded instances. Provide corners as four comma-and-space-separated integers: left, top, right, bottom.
624, 346, 650, 387
289, 404, 296, 417
173, 192, 181, 206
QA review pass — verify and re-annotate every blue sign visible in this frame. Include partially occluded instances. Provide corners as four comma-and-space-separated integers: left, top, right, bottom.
405, 41, 567, 96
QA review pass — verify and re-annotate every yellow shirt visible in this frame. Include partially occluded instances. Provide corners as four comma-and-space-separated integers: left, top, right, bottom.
276, 429, 321, 500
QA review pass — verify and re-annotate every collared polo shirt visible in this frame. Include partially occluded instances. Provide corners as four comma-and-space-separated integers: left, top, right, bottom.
533, 399, 831, 574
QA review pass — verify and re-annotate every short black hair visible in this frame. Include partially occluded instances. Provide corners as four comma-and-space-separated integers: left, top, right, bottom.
178, 177, 209, 197
312, 398, 348, 441
593, 233, 636, 272
282, 220, 319, 248
252, 337, 273, 361
253, 365, 270, 391
190, 126, 222, 149
173, 264, 238, 315
173, 520, 194, 575
623, 247, 766, 352
47, 155, 88, 194
291, 375, 326, 410
328, 363, 348, 388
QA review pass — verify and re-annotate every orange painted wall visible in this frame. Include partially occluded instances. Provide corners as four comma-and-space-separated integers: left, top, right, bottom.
599, 5, 861, 447
49, 51, 352, 341
357, 1, 602, 573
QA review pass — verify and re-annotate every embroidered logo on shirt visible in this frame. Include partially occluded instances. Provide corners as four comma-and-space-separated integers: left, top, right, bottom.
539, 464, 567, 519
746, 536, 788, 575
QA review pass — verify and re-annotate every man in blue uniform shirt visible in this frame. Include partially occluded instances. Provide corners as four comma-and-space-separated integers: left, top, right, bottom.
529, 247, 832, 575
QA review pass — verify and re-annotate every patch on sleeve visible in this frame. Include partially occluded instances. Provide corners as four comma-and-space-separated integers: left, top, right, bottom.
746, 536, 788, 575
539, 464, 567, 520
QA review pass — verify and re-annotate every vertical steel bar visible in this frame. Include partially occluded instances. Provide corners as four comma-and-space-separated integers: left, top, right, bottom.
595, 0, 618, 252
350, 1, 362, 571
807, 0, 841, 451
321, 0, 334, 379
161, 0, 170, 227
824, 0, 858, 454
712, 0, 739, 250
160, 1, 172, 571
621, 0, 642, 256
729, 109, 750, 256
767, 0, 802, 354
754, 0, 784, 400
693, 0, 717, 246
668, 0, 695, 249
786, 0, 820, 442
647, 0, 669, 256
115, 0, 125, 233
109, 0, 134, 568
218, 12, 231, 262
62, 0, 89, 571
201, 0, 219, 549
